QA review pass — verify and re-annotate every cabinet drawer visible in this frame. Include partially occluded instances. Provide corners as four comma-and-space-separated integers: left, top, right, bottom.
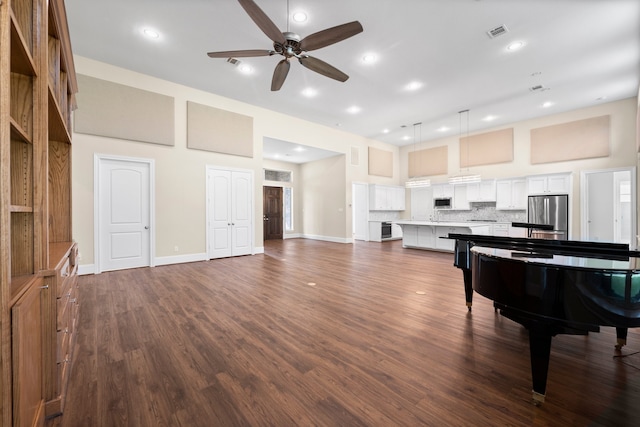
56, 293, 71, 331
55, 257, 71, 298
56, 328, 70, 363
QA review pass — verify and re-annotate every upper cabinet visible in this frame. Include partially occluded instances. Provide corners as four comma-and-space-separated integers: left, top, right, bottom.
432, 183, 453, 199
369, 184, 406, 211
527, 173, 571, 195
496, 178, 527, 210
467, 180, 497, 202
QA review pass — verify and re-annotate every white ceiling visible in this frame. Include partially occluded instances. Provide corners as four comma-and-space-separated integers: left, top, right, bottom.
66, 0, 639, 162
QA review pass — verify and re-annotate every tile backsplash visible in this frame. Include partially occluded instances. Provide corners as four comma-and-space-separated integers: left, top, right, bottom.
435, 202, 526, 223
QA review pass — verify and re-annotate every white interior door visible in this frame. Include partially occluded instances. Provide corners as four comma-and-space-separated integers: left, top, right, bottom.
231, 171, 252, 256
207, 169, 232, 259
352, 183, 368, 241
582, 168, 635, 245
207, 167, 253, 259
97, 157, 152, 272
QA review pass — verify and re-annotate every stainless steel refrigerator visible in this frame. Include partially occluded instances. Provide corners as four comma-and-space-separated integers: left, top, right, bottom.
527, 194, 569, 240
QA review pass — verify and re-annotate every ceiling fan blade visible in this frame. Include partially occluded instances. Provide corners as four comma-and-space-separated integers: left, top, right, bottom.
299, 21, 363, 52
271, 59, 290, 91
237, 0, 286, 44
207, 49, 273, 58
298, 56, 349, 82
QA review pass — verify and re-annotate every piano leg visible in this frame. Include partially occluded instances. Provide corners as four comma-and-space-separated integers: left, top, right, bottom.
463, 269, 473, 311
615, 327, 628, 350
528, 328, 552, 405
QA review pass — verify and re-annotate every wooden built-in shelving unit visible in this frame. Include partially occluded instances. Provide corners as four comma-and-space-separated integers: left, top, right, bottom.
1, 0, 78, 425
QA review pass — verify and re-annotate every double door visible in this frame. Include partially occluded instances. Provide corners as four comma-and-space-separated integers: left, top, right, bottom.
207, 168, 253, 259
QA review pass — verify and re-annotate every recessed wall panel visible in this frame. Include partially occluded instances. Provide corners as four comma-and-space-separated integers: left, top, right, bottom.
530, 115, 610, 164
187, 101, 253, 158
368, 147, 393, 177
408, 145, 448, 177
74, 74, 175, 146
460, 128, 513, 167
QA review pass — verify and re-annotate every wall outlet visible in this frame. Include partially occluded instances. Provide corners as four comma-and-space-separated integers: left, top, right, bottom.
174, 246, 179, 252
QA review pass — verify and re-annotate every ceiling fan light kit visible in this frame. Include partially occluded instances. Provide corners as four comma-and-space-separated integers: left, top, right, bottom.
207, 0, 363, 91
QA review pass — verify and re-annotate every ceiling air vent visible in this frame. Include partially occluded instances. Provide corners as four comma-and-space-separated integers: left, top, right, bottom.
226, 58, 240, 65
487, 25, 509, 39
529, 85, 549, 92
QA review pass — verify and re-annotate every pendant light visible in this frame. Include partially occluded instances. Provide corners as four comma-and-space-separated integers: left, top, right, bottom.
405, 122, 431, 188
449, 109, 480, 184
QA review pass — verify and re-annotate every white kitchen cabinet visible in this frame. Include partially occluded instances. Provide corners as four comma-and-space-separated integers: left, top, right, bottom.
417, 226, 435, 248
369, 184, 406, 211
434, 226, 469, 251
509, 225, 527, 237
402, 225, 418, 247
467, 180, 497, 202
496, 178, 527, 210
369, 221, 382, 242
432, 184, 454, 199
527, 173, 571, 195
492, 223, 510, 237
392, 223, 403, 239
453, 184, 470, 210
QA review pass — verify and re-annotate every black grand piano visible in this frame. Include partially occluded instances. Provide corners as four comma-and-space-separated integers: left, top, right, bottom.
449, 233, 640, 404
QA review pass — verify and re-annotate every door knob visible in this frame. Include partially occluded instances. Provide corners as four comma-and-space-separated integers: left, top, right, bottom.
144, 226, 149, 229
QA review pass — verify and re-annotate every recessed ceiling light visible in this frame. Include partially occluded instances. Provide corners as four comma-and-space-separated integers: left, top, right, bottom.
238, 64, 253, 74
541, 101, 554, 108
482, 115, 498, 122
506, 41, 525, 51
292, 11, 307, 22
382, 128, 390, 134
301, 87, 317, 97
402, 135, 411, 141
362, 53, 378, 64
294, 146, 306, 152
437, 126, 450, 132
405, 81, 424, 91
142, 28, 160, 39
596, 96, 608, 101
347, 106, 361, 114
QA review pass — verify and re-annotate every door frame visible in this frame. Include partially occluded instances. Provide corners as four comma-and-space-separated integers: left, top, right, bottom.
94, 154, 156, 274
352, 182, 369, 241
580, 166, 636, 246
205, 165, 255, 259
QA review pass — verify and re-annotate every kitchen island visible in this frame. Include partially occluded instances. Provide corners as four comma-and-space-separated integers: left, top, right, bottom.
394, 220, 492, 252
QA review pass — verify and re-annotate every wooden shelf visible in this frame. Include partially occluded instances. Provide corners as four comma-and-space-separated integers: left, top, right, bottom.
9, 117, 32, 144
10, 205, 34, 213
48, 88, 71, 143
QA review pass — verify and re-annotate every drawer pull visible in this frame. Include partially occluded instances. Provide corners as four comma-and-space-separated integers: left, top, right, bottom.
70, 298, 77, 303
40, 285, 49, 289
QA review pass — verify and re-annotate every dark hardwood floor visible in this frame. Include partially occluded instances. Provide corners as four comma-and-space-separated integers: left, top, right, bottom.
47, 239, 640, 426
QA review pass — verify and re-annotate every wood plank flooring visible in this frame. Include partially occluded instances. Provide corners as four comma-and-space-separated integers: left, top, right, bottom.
47, 239, 640, 426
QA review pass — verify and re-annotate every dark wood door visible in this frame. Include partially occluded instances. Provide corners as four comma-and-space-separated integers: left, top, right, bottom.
263, 186, 283, 240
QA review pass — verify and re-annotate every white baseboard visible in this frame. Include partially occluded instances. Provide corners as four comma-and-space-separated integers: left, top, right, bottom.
254, 246, 265, 254
283, 233, 301, 239
301, 234, 353, 244
78, 264, 95, 275
155, 252, 207, 266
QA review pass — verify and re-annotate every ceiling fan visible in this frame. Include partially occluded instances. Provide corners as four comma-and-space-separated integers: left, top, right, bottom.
207, 0, 363, 91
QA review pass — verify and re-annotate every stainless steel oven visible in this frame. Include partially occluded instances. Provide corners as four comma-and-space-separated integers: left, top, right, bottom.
381, 222, 392, 239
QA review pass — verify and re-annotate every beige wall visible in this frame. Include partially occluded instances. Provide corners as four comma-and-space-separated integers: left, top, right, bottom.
300, 155, 347, 240
72, 56, 401, 269
399, 97, 639, 235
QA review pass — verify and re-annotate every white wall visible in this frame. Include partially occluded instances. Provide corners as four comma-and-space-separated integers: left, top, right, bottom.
72, 56, 401, 269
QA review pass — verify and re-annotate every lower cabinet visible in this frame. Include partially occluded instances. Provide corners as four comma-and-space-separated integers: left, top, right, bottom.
43, 242, 79, 417
12, 277, 46, 427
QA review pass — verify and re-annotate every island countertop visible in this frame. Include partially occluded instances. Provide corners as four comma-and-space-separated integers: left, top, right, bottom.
393, 220, 493, 251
